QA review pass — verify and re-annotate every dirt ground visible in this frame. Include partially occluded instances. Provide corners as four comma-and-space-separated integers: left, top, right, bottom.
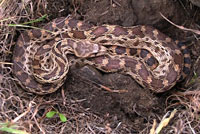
1, 0, 200, 134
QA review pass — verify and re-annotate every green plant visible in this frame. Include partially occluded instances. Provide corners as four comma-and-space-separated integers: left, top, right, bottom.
7, 14, 53, 33
188, 71, 198, 86
0, 121, 28, 134
46, 110, 67, 123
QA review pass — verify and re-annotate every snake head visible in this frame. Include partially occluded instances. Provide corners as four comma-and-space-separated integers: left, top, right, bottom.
71, 40, 107, 57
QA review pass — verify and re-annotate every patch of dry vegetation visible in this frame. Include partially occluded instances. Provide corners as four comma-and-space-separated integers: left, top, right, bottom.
0, 0, 200, 133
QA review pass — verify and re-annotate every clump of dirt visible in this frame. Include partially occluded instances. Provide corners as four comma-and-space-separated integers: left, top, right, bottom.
1, 0, 200, 133
75, 0, 184, 27
66, 65, 163, 131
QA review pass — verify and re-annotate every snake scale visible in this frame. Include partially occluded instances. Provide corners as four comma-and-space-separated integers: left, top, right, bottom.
13, 17, 191, 95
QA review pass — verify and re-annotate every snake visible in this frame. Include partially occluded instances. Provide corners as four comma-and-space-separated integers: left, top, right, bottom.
12, 17, 191, 95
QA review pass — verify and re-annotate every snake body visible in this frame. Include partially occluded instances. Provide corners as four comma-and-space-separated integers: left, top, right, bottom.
13, 17, 191, 95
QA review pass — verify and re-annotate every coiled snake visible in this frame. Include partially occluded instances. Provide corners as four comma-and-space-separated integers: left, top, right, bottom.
13, 17, 191, 95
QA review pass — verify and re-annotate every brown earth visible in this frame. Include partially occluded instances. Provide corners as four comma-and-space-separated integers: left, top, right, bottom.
1, 0, 200, 133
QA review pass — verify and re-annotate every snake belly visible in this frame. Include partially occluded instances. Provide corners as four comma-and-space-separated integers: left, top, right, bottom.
12, 17, 190, 94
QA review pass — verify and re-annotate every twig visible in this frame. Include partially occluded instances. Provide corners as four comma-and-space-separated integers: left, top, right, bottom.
13, 101, 33, 123
160, 12, 200, 35
0, 61, 13, 65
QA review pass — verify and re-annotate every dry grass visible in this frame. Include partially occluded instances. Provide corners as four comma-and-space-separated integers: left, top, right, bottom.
0, 0, 200, 134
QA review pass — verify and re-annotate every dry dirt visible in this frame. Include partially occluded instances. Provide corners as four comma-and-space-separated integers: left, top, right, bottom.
1, 0, 200, 134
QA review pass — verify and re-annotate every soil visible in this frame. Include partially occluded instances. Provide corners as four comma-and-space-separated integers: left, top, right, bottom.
1, 0, 200, 133
65, 64, 163, 132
